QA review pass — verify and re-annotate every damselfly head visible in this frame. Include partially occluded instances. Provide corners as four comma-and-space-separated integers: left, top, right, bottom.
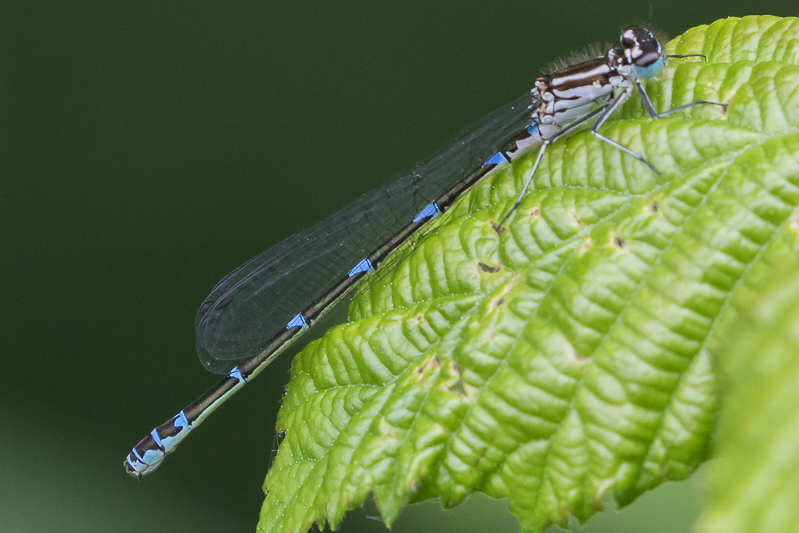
620, 26, 665, 80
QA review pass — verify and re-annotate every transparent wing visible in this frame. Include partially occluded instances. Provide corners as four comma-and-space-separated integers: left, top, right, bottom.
196, 92, 534, 374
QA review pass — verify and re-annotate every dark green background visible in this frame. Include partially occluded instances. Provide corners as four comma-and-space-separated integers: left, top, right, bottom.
1, 2, 793, 532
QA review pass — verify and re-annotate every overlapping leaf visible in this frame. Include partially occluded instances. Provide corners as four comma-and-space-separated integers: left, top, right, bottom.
259, 15, 799, 533
696, 256, 799, 533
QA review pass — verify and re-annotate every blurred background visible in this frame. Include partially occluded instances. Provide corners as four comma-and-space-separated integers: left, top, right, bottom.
1, 1, 794, 532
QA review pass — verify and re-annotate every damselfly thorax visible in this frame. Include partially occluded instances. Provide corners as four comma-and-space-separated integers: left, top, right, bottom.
535, 53, 630, 130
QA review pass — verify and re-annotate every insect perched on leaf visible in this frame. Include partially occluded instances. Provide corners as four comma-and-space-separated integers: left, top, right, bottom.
124, 25, 725, 478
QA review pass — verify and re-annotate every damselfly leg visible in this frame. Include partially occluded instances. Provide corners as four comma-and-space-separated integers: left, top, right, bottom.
590, 86, 660, 174
635, 80, 727, 119
493, 106, 606, 231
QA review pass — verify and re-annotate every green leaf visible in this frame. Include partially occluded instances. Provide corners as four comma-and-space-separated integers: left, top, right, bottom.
259, 15, 799, 533
696, 256, 799, 533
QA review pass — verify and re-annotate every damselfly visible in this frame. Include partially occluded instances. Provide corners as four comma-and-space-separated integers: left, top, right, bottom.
124, 25, 725, 477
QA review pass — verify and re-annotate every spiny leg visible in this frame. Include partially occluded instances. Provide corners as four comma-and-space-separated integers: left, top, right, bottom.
635, 79, 727, 118
492, 105, 607, 234
493, 141, 547, 233
591, 87, 660, 175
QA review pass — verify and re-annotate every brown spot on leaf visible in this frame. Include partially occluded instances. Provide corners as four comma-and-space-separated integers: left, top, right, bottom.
478, 262, 502, 273
416, 354, 442, 376
475, 446, 489, 468
612, 234, 627, 248
530, 207, 541, 218
491, 221, 506, 235
447, 361, 467, 396
571, 345, 587, 362
649, 201, 659, 213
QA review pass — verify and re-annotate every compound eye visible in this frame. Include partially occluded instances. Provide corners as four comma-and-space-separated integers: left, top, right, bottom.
621, 26, 639, 48
634, 51, 662, 69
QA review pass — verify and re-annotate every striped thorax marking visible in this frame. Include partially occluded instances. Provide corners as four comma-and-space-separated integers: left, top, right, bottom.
534, 54, 627, 129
